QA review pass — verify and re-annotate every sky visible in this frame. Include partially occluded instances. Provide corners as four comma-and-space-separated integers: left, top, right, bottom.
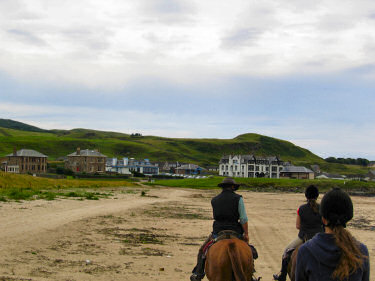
1, 0, 375, 160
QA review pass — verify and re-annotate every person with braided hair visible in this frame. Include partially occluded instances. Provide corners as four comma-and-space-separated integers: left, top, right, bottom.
273, 185, 324, 281
295, 187, 370, 281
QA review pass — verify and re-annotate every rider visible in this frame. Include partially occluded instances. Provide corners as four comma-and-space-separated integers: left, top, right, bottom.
190, 177, 250, 281
273, 185, 323, 281
295, 187, 369, 281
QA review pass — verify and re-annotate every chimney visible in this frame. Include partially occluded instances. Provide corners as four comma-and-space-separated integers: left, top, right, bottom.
13, 147, 17, 156
77, 147, 81, 155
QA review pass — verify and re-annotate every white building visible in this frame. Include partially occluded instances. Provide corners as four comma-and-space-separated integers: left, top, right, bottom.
219, 155, 284, 178
106, 158, 131, 175
106, 157, 159, 176
127, 158, 159, 175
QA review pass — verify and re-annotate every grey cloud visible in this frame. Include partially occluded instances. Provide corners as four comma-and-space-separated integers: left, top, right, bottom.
221, 28, 263, 49
0, 0, 44, 20
316, 14, 358, 33
60, 27, 113, 51
7, 29, 47, 46
139, 0, 196, 24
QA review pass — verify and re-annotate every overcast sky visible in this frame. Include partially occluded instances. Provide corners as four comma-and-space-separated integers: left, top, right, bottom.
1, 0, 375, 159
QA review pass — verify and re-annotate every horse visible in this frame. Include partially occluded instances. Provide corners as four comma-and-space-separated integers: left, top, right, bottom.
287, 245, 300, 281
205, 238, 255, 281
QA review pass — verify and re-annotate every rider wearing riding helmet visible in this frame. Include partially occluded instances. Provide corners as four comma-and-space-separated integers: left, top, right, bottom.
295, 187, 369, 281
190, 177, 250, 281
274, 185, 324, 281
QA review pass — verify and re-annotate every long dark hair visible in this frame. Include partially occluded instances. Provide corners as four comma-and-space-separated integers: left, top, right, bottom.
320, 188, 367, 280
331, 226, 366, 280
305, 185, 319, 213
307, 198, 319, 214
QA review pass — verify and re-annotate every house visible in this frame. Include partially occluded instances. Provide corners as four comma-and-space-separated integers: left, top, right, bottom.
365, 170, 375, 181
175, 164, 204, 175
158, 161, 181, 173
315, 172, 346, 180
368, 161, 375, 168
65, 148, 106, 173
106, 158, 131, 175
206, 166, 219, 172
127, 158, 159, 176
1, 148, 47, 174
280, 165, 315, 179
219, 155, 284, 178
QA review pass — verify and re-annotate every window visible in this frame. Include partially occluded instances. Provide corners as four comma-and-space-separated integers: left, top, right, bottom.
248, 172, 254, 178
248, 165, 254, 171
272, 166, 277, 172
255, 166, 259, 171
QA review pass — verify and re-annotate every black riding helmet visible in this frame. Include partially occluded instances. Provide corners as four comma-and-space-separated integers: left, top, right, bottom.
305, 185, 319, 199
320, 187, 353, 228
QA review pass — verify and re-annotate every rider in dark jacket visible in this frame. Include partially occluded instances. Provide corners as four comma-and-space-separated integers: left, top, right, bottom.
273, 185, 323, 281
190, 177, 249, 281
295, 188, 369, 281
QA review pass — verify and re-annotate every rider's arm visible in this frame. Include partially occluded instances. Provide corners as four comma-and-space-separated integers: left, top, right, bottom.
238, 197, 249, 242
296, 208, 301, 230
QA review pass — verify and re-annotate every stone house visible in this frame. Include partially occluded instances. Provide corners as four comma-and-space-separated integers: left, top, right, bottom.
65, 148, 106, 173
2, 148, 47, 174
280, 165, 315, 179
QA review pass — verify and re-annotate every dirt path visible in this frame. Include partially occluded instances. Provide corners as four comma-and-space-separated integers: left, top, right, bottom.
0, 186, 373, 281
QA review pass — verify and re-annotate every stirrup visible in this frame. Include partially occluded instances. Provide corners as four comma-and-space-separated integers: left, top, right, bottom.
273, 273, 286, 281
190, 273, 204, 281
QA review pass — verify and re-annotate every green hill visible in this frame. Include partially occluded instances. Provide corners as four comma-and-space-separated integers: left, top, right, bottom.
0, 118, 48, 133
0, 119, 370, 175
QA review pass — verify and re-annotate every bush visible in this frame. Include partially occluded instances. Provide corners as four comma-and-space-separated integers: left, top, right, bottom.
132, 171, 145, 177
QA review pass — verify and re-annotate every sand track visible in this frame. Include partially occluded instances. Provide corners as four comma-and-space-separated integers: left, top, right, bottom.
0, 187, 373, 281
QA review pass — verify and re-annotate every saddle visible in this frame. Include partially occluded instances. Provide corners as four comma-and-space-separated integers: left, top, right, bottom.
202, 230, 258, 260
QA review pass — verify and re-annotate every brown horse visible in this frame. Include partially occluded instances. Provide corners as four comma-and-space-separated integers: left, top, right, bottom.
205, 238, 254, 281
287, 246, 300, 281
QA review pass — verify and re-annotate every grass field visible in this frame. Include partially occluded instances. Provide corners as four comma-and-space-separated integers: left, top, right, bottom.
147, 176, 375, 194
0, 172, 133, 201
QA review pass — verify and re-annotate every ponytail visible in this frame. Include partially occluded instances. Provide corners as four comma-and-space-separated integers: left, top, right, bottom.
331, 226, 366, 280
307, 199, 319, 214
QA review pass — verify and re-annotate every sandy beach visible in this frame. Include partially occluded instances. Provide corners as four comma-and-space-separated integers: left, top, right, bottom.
0, 185, 373, 281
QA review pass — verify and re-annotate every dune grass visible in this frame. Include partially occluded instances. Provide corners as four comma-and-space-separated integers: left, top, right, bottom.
0, 172, 133, 201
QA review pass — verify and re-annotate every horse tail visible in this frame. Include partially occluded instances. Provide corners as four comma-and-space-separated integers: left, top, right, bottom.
227, 241, 247, 281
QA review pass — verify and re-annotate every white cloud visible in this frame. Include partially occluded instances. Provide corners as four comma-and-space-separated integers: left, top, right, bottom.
0, 0, 374, 88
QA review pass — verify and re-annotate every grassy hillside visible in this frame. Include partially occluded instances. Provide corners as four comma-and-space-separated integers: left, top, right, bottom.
0, 118, 48, 133
0, 120, 371, 175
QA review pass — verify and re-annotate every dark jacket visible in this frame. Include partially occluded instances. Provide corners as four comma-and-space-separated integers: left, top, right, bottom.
296, 233, 370, 281
211, 189, 243, 235
298, 203, 323, 240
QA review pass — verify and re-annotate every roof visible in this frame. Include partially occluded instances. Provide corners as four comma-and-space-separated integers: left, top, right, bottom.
7, 149, 47, 158
280, 166, 313, 173
67, 149, 106, 157
176, 164, 202, 170
316, 172, 346, 179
